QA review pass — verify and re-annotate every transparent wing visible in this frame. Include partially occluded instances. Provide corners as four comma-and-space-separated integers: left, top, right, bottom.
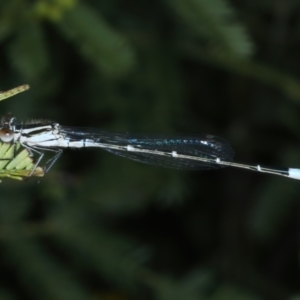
60, 127, 235, 170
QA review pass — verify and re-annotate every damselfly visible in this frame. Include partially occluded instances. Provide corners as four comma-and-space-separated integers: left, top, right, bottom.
1, 84, 300, 181
0, 114, 298, 181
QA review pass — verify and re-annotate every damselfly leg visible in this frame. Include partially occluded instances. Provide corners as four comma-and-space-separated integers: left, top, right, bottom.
20, 144, 63, 176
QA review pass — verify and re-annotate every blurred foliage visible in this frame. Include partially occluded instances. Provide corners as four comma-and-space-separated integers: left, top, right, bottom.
167, 0, 255, 57
0, 0, 299, 299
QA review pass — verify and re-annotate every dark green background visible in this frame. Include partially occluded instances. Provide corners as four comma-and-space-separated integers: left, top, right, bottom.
0, 0, 299, 299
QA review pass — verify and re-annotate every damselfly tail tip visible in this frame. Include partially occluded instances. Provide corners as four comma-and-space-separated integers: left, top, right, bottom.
288, 168, 300, 180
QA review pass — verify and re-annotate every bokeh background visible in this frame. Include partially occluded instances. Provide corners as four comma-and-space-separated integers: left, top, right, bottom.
0, 0, 299, 299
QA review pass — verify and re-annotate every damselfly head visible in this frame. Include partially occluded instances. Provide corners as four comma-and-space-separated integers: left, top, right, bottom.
0, 128, 14, 142
0, 115, 16, 143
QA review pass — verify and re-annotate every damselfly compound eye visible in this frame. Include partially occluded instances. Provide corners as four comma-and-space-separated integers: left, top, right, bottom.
0, 128, 14, 142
